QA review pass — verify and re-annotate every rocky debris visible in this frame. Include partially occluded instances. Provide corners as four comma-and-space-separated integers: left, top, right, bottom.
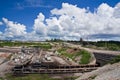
51, 56, 69, 65
0, 61, 13, 77
0, 52, 11, 64
95, 67, 120, 80
76, 62, 120, 80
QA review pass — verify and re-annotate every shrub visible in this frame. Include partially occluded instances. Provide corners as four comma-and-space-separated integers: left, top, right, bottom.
110, 55, 120, 64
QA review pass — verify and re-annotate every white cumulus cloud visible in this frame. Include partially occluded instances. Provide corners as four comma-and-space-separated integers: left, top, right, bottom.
33, 13, 47, 36
32, 2, 120, 41
1, 18, 27, 40
0, 2, 120, 41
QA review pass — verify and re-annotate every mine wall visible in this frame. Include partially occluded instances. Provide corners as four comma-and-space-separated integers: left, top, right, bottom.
93, 52, 117, 66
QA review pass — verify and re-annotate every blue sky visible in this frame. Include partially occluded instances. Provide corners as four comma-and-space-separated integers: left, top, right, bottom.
0, 0, 120, 41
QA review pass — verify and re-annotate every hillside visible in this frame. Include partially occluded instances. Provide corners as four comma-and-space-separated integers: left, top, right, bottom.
76, 62, 120, 80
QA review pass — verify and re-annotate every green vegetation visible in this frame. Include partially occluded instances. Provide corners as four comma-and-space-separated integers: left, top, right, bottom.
84, 41, 120, 51
5, 74, 60, 80
0, 41, 52, 49
63, 76, 79, 80
109, 55, 120, 64
57, 48, 67, 53
3, 74, 78, 80
67, 41, 120, 51
57, 48, 91, 64
89, 75, 97, 79
78, 50, 91, 64
31, 44, 52, 50
57, 48, 73, 59
0, 77, 4, 80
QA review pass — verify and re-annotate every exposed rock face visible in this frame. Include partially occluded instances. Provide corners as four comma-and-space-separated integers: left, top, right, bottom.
95, 68, 120, 80
76, 62, 120, 80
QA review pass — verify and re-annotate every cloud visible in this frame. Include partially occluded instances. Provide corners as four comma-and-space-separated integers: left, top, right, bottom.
0, 22, 3, 25
39, 2, 120, 41
1, 18, 27, 40
1, 2, 120, 41
33, 13, 47, 36
97, 3, 114, 17
114, 3, 120, 18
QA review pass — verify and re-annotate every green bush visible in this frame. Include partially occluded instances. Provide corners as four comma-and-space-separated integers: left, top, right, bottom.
110, 55, 120, 64
78, 50, 91, 64
57, 48, 91, 64
107, 44, 119, 51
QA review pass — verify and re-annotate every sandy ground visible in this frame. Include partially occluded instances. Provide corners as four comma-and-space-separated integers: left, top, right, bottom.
0, 61, 11, 77
0, 52, 13, 78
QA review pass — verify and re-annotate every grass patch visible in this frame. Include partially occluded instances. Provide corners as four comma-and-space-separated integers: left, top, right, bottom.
57, 48, 91, 64
32, 44, 52, 50
5, 74, 60, 80
63, 76, 79, 80
109, 55, 120, 64
78, 50, 91, 64
82, 41, 120, 51
57, 48, 74, 59
0, 77, 4, 80
57, 48, 67, 53
4, 74, 79, 80
0, 41, 52, 50
89, 75, 97, 79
